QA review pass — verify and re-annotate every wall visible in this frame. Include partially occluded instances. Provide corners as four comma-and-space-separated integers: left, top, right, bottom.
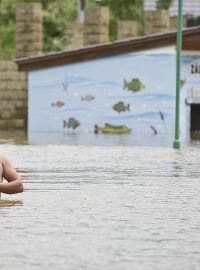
28, 47, 200, 146
0, 3, 43, 131
0, 61, 27, 129
66, 22, 84, 50
117, 21, 138, 39
15, 3, 43, 58
83, 6, 109, 45
144, 10, 170, 35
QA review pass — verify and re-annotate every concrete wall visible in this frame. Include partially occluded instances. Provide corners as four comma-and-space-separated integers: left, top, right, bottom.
66, 22, 84, 50
15, 3, 43, 58
83, 6, 109, 45
144, 10, 170, 35
0, 3, 43, 131
0, 61, 27, 129
27, 49, 200, 146
170, 16, 187, 31
117, 20, 138, 40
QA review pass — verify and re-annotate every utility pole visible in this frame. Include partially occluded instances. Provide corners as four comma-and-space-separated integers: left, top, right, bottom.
77, 0, 87, 24
173, 0, 183, 149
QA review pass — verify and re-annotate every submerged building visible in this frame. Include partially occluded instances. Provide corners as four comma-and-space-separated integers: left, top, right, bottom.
16, 26, 200, 146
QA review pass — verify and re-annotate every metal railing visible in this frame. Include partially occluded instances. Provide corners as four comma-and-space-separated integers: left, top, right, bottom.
144, 0, 200, 17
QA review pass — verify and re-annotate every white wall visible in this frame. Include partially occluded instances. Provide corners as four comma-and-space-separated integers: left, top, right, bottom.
28, 47, 200, 146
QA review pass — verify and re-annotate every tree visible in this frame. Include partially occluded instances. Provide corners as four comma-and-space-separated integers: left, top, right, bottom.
187, 16, 200, 27
100, 0, 144, 40
0, 0, 77, 59
156, 0, 173, 10
43, 0, 77, 52
0, 0, 145, 60
0, 0, 17, 59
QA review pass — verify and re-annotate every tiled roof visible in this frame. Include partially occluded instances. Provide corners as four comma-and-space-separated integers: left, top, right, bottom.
144, 0, 200, 17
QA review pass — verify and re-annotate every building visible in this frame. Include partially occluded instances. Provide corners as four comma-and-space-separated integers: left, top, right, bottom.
16, 26, 200, 146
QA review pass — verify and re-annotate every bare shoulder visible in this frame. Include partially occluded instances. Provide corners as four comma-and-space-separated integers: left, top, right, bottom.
0, 154, 19, 182
0, 154, 12, 165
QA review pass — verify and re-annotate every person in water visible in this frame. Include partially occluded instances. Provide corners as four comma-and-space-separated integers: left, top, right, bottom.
0, 154, 23, 195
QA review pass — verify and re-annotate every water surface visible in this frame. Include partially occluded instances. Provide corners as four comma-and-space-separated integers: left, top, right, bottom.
1, 140, 200, 270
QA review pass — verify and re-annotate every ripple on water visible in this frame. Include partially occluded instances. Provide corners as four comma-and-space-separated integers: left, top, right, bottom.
0, 143, 200, 269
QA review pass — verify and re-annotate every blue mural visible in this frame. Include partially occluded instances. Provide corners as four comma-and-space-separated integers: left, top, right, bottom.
28, 50, 200, 146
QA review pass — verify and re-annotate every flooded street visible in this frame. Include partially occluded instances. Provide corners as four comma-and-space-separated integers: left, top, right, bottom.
1, 140, 200, 269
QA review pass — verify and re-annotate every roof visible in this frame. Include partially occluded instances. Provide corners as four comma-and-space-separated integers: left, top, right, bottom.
16, 26, 200, 72
144, 0, 200, 17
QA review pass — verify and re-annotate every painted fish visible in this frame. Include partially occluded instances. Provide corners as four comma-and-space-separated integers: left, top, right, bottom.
94, 123, 132, 134
113, 101, 130, 113
62, 82, 69, 92
81, 95, 95, 102
180, 79, 186, 88
123, 78, 145, 92
63, 118, 80, 129
52, 100, 65, 108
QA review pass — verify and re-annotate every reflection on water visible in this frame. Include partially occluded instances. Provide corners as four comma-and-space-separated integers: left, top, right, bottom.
0, 132, 200, 269
0, 130, 191, 148
0, 130, 27, 145
28, 131, 176, 147
0, 199, 23, 208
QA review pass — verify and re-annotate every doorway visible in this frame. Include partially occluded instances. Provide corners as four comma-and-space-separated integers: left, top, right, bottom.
190, 104, 200, 139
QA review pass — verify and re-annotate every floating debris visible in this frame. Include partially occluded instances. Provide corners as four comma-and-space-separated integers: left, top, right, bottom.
94, 123, 132, 134
123, 78, 145, 93
63, 118, 80, 129
81, 95, 95, 102
51, 100, 65, 108
113, 101, 130, 113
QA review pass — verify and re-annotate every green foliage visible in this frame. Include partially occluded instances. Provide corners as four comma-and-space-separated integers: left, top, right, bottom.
0, 0, 77, 59
0, 21, 15, 60
101, 0, 143, 20
187, 16, 200, 27
100, 0, 144, 40
0, 0, 15, 59
0, 0, 144, 60
156, 0, 173, 10
43, 0, 77, 52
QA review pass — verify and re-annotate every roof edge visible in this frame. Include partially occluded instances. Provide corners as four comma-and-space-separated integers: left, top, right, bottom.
15, 26, 200, 72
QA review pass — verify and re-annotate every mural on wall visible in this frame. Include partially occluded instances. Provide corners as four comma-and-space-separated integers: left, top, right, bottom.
28, 49, 200, 145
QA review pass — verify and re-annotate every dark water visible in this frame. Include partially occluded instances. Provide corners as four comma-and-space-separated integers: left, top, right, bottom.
0, 133, 200, 269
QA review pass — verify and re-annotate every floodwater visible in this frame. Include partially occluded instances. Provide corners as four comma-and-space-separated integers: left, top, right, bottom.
1, 132, 200, 270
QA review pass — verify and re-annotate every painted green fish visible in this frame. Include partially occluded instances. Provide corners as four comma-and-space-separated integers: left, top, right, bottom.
94, 123, 132, 134
180, 79, 186, 88
63, 118, 80, 129
123, 78, 145, 92
113, 101, 130, 113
